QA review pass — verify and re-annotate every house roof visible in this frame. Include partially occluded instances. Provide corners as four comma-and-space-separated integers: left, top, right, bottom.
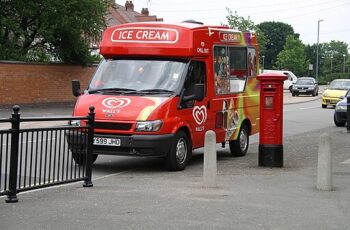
105, 1, 163, 27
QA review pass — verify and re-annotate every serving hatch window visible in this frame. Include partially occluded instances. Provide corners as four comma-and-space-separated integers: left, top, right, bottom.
214, 46, 248, 95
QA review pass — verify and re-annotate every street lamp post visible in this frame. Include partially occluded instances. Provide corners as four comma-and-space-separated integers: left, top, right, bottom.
343, 54, 346, 73
316, 19, 323, 80
330, 56, 333, 73
262, 55, 265, 72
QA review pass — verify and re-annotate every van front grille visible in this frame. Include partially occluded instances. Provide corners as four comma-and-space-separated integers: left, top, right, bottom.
95, 122, 132, 131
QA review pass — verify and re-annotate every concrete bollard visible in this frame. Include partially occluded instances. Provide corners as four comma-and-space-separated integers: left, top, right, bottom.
203, 130, 217, 188
317, 133, 333, 191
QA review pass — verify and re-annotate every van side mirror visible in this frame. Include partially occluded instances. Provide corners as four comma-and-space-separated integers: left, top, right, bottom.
72, 80, 81, 97
183, 83, 205, 102
194, 83, 205, 101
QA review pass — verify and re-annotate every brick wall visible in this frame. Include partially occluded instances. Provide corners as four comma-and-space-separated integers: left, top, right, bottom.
0, 61, 97, 105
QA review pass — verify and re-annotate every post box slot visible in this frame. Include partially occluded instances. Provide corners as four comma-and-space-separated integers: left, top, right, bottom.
263, 88, 276, 92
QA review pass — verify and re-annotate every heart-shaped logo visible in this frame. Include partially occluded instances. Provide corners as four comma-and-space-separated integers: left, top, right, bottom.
102, 97, 131, 109
193, 105, 207, 125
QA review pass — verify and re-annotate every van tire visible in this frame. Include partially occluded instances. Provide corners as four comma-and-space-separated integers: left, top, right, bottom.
229, 123, 249, 157
166, 131, 191, 171
322, 104, 327, 108
72, 153, 98, 166
334, 114, 346, 127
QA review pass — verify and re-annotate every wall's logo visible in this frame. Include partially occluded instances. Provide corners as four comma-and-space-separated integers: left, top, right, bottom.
102, 97, 131, 109
192, 105, 207, 125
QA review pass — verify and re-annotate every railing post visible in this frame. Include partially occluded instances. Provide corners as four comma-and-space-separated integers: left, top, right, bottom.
347, 96, 350, 133
84, 106, 95, 187
6, 105, 20, 203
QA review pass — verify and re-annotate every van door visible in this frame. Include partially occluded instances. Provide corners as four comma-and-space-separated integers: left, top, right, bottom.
180, 60, 208, 148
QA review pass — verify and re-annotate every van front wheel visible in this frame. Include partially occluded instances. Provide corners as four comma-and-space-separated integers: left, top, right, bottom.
229, 124, 249, 157
166, 131, 191, 171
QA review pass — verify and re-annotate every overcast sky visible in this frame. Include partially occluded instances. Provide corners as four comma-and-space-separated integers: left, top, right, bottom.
116, 0, 350, 47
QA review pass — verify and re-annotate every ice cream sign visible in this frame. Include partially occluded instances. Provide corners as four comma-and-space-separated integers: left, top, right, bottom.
111, 27, 179, 44
219, 32, 241, 43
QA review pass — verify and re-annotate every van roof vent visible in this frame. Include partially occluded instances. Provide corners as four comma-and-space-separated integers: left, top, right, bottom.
182, 20, 204, 25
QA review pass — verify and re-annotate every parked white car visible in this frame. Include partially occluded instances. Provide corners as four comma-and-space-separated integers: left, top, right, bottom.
262, 70, 298, 92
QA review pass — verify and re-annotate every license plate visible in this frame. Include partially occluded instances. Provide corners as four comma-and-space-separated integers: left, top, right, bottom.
93, 137, 120, 146
299, 90, 306, 92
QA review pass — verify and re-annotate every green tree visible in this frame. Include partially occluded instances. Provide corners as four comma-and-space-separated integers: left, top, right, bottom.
257, 21, 296, 69
0, 0, 108, 64
224, 9, 267, 67
275, 35, 307, 76
305, 41, 349, 79
304, 44, 316, 76
321, 41, 348, 74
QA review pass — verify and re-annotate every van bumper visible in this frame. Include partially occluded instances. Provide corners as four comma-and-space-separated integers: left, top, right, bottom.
66, 132, 174, 157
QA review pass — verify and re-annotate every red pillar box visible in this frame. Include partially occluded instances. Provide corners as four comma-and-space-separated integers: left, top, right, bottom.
257, 73, 288, 167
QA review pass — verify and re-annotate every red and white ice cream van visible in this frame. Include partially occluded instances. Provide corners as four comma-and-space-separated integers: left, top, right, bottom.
69, 21, 260, 171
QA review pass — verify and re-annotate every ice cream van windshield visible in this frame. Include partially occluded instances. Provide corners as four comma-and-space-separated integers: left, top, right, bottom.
88, 59, 187, 95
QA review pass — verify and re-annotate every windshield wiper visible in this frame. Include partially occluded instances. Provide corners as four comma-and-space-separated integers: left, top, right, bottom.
138, 89, 175, 93
88, 88, 136, 94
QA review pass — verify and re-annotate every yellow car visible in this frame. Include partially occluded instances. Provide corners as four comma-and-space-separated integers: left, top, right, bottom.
322, 79, 350, 108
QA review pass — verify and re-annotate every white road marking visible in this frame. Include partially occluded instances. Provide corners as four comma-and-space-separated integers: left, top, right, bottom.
284, 106, 319, 112
341, 158, 350, 164
299, 106, 319, 110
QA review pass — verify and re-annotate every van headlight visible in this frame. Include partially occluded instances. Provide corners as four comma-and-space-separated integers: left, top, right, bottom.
335, 105, 347, 112
135, 120, 163, 132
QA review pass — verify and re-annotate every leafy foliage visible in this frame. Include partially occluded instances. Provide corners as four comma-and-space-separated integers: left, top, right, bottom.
305, 41, 349, 79
0, 0, 108, 64
224, 9, 267, 65
257, 22, 296, 69
275, 35, 307, 76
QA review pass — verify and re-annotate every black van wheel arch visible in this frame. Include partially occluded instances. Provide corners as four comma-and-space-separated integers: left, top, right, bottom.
72, 153, 98, 166
334, 114, 346, 127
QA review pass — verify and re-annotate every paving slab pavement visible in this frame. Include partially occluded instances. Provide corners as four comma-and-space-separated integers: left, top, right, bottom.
1, 125, 349, 230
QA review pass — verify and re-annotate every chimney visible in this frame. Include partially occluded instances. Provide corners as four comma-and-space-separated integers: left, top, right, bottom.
125, 1, 134, 11
141, 8, 149, 16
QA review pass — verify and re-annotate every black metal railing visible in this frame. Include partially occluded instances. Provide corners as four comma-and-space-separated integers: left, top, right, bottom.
0, 105, 95, 203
